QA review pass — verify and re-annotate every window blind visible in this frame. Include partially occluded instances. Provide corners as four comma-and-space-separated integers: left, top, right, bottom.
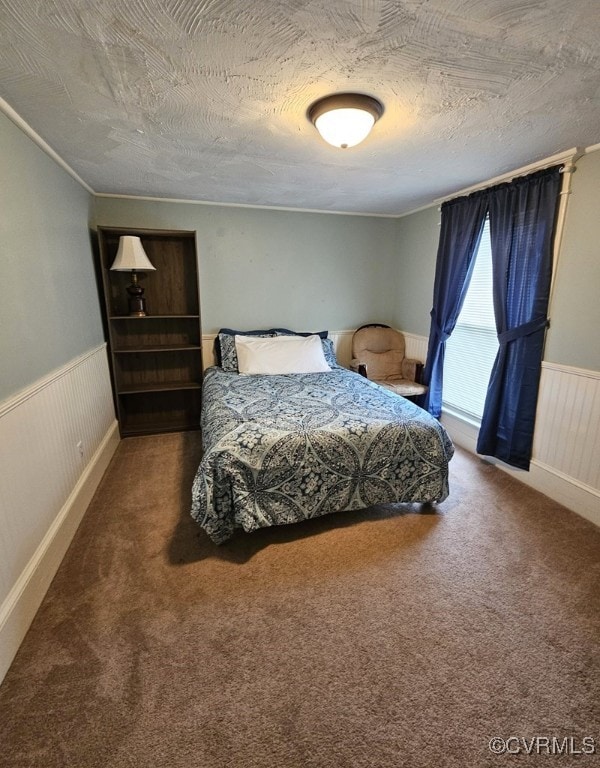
443, 219, 499, 421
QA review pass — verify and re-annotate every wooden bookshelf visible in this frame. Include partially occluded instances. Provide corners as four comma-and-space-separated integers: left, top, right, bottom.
97, 227, 203, 437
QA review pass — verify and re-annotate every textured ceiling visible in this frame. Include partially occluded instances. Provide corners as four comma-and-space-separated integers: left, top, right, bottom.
1, 0, 599, 215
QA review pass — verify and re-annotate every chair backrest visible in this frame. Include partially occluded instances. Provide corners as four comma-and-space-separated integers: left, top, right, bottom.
352, 325, 406, 381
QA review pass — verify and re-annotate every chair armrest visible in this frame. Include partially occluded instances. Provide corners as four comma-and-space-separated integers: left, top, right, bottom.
402, 358, 424, 383
350, 359, 368, 378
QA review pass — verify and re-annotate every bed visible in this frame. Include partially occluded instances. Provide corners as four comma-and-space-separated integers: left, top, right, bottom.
191, 331, 454, 544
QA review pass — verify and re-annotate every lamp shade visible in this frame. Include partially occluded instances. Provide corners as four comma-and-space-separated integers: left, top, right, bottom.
110, 236, 156, 272
308, 93, 383, 149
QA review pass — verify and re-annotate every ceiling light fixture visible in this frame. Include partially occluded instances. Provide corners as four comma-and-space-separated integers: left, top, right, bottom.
308, 93, 383, 149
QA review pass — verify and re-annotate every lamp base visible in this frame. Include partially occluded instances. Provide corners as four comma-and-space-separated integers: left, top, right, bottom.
128, 301, 147, 318
126, 272, 148, 317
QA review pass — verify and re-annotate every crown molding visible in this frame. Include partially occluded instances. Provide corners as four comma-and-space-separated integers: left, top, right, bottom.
2, 95, 598, 216
93, 192, 397, 218
0, 97, 94, 194
433, 148, 583, 205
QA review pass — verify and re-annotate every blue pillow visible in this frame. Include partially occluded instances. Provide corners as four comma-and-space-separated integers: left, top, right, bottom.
215, 328, 276, 371
272, 328, 328, 339
215, 327, 331, 371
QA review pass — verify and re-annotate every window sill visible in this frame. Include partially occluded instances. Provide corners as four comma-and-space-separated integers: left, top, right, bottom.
441, 405, 482, 430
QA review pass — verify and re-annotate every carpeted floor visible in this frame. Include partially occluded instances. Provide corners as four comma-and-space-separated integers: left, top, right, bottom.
0, 432, 599, 768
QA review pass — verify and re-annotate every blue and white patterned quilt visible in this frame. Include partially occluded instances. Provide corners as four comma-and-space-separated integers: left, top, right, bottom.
191, 365, 454, 544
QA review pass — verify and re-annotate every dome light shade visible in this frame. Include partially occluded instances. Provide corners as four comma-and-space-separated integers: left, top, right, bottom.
308, 93, 383, 149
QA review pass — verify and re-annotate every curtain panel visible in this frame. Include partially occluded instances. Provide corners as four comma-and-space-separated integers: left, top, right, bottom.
422, 165, 562, 470
419, 192, 488, 417
477, 166, 562, 469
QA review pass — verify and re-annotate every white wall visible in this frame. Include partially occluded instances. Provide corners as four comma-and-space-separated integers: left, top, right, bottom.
0, 110, 119, 684
0, 346, 118, 683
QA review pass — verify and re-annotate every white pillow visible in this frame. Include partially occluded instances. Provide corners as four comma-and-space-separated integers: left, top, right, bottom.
235, 334, 332, 375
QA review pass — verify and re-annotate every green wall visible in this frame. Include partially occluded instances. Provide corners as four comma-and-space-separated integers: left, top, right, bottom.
392, 150, 600, 372
93, 198, 398, 334
0, 112, 103, 401
544, 150, 600, 370
391, 206, 440, 337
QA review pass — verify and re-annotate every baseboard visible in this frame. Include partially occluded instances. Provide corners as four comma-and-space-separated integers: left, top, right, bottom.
441, 411, 600, 529
0, 420, 120, 685
525, 461, 600, 528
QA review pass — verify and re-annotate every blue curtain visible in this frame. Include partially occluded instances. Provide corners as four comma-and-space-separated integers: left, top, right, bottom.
477, 166, 562, 469
419, 192, 488, 417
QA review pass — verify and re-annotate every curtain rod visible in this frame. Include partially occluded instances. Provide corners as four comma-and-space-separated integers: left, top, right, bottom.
434, 147, 582, 206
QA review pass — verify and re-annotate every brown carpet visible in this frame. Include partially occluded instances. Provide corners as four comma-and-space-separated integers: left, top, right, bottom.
1, 433, 599, 768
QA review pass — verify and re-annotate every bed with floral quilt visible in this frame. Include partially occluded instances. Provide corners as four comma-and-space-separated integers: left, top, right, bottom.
190, 333, 454, 544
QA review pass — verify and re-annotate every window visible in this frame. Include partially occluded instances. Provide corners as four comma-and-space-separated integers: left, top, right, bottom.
443, 219, 498, 422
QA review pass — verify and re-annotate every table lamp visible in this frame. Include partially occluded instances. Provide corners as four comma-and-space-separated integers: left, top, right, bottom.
110, 236, 156, 316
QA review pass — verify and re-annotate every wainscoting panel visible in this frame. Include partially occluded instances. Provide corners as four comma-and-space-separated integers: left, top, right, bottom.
533, 362, 600, 493
329, 330, 354, 368
402, 332, 429, 366
0, 344, 119, 684
442, 360, 600, 528
402, 332, 599, 525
